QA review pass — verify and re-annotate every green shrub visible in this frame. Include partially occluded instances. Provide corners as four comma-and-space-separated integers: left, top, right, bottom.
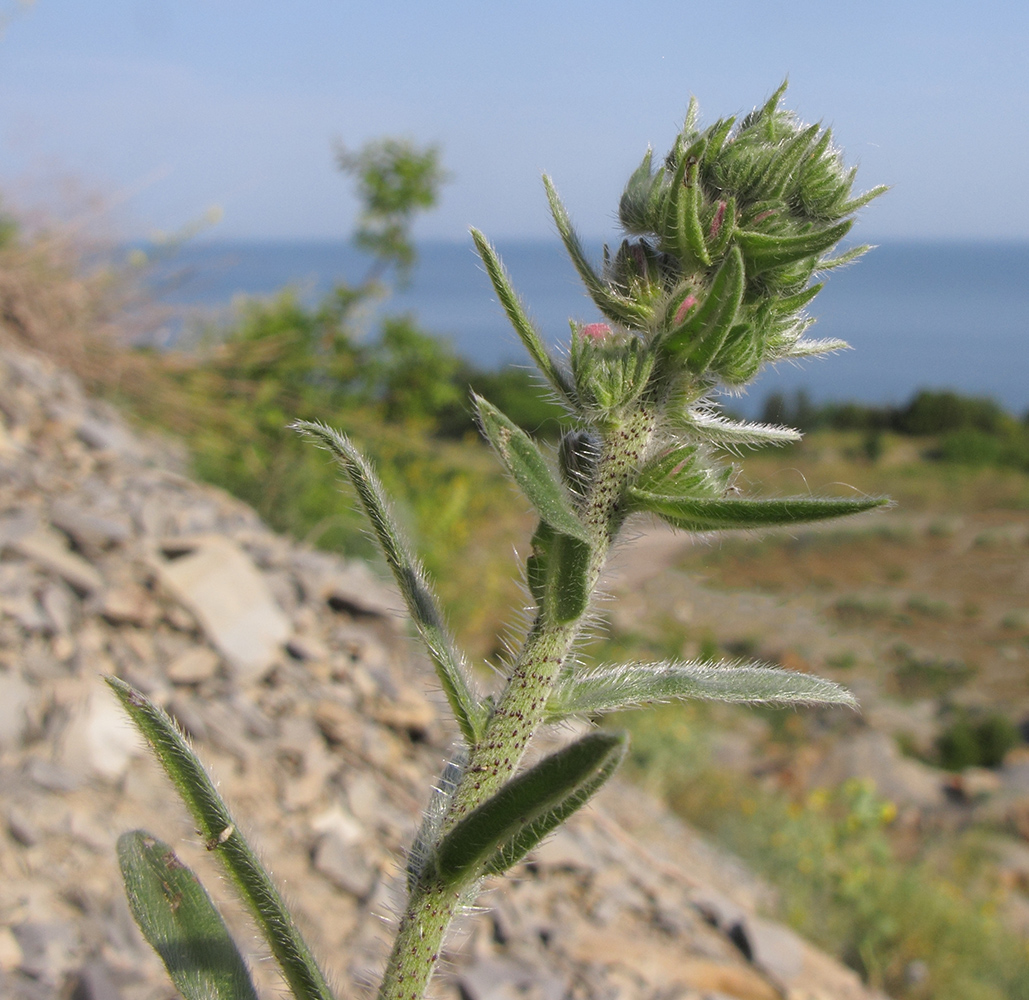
937, 712, 1019, 771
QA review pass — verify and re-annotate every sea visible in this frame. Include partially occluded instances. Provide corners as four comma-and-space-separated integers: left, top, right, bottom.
141, 239, 1029, 419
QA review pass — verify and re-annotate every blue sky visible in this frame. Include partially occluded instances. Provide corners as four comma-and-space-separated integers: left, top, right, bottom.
0, 1, 1026, 242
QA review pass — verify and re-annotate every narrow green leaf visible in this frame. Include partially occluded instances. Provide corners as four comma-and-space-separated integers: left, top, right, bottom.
474, 396, 590, 544
674, 146, 711, 267
735, 221, 852, 274
618, 148, 655, 233
663, 246, 745, 372
434, 732, 627, 886
482, 733, 625, 875
769, 282, 823, 315
818, 243, 873, 270
294, 421, 484, 743
763, 122, 822, 199
628, 491, 891, 531
839, 184, 889, 215
526, 521, 591, 625
546, 661, 856, 720
544, 175, 652, 328
680, 410, 802, 447
778, 337, 850, 359
118, 831, 259, 1000
702, 116, 736, 166
107, 678, 335, 1000
681, 95, 700, 136
469, 229, 576, 403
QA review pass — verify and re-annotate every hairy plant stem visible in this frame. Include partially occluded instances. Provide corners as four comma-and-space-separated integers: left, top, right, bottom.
376, 409, 655, 1000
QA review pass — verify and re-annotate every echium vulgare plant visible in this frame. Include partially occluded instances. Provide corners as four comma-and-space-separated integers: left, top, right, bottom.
109, 83, 889, 1000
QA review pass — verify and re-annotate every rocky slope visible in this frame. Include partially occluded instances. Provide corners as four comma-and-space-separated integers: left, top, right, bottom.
0, 343, 887, 1000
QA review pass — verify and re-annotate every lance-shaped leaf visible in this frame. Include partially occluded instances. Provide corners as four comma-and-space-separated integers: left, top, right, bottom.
672, 143, 711, 267
470, 229, 575, 404
778, 337, 850, 359
546, 661, 856, 720
481, 733, 626, 876
679, 410, 802, 448
735, 221, 852, 275
434, 732, 627, 887
618, 147, 656, 233
762, 121, 822, 199
838, 184, 889, 216
818, 243, 874, 271
118, 831, 259, 1000
294, 421, 484, 743
107, 678, 335, 1000
544, 175, 653, 328
526, 521, 591, 625
702, 116, 737, 167
628, 491, 890, 531
663, 246, 745, 371
474, 396, 590, 544
769, 282, 823, 316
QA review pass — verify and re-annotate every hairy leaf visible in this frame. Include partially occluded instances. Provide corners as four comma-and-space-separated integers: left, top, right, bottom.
526, 521, 592, 624
470, 229, 576, 403
680, 410, 802, 447
778, 337, 850, 359
294, 420, 485, 743
735, 221, 852, 274
107, 678, 335, 1000
482, 734, 625, 875
474, 396, 590, 543
544, 175, 653, 328
629, 491, 890, 530
546, 660, 856, 720
118, 831, 259, 1000
434, 732, 627, 886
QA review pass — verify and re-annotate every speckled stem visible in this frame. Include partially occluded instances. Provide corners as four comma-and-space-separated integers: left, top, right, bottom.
376, 409, 655, 1000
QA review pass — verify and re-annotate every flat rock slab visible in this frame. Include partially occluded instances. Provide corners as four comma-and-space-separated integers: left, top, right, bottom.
150, 535, 290, 682
10, 526, 104, 595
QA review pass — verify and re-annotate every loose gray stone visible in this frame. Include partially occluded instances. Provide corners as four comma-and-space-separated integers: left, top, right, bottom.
58, 683, 142, 781
166, 646, 220, 684
39, 581, 75, 635
12, 922, 79, 984
0, 508, 38, 547
458, 956, 566, 1000
75, 416, 137, 456
69, 961, 124, 1000
150, 535, 290, 682
11, 527, 104, 595
24, 757, 81, 793
50, 501, 131, 554
7, 806, 41, 847
0, 671, 33, 751
732, 915, 805, 983
312, 830, 378, 900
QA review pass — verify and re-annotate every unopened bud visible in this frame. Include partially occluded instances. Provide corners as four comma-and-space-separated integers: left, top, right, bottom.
673, 295, 698, 325
709, 201, 727, 239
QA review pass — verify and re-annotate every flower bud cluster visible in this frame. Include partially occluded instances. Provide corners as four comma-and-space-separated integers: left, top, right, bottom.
552, 82, 885, 410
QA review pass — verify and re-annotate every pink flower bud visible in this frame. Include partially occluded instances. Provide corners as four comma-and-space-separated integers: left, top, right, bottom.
673, 295, 698, 325
581, 323, 612, 341
709, 200, 727, 239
